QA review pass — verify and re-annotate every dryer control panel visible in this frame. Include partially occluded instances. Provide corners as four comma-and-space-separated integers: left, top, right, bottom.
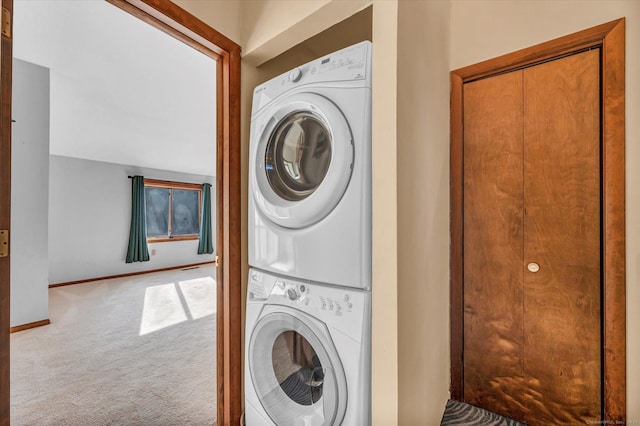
251, 41, 372, 117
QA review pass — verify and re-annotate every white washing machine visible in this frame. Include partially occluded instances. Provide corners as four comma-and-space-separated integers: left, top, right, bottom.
249, 41, 372, 290
245, 268, 371, 426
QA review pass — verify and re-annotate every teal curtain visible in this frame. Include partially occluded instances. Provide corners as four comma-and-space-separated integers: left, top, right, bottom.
126, 176, 150, 263
198, 183, 214, 255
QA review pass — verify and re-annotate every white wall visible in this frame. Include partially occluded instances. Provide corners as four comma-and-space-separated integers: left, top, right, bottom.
450, 0, 640, 418
13, 0, 217, 177
11, 59, 50, 327
397, 0, 451, 423
48, 155, 215, 284
370, 2, 399, 424
239, 0, 371, 65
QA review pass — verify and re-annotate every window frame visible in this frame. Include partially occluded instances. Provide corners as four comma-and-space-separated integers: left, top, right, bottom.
144, 178, 202, 243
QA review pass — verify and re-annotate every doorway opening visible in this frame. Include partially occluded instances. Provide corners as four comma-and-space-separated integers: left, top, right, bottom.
0, 0, 242, 424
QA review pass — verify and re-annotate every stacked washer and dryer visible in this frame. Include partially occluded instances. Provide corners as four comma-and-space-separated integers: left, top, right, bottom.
245, 41, 372, 426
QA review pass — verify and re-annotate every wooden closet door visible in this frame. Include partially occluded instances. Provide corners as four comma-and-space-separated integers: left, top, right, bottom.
463, 70, 527, 419
463, 49, 601, 425
522, 49, 601, 424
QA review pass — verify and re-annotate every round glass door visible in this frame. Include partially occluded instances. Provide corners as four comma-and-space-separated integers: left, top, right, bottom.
251, 93, 354, 229
265, 112, 332, 202
249, 310, 347, 426
272, 330, 325, 406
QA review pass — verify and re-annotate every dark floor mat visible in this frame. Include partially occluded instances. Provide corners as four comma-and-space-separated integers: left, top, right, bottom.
441, 400, 528, 426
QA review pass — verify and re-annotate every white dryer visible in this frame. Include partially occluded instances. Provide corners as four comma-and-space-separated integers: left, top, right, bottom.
249, 41, 372, 289
245, 268, 371, 426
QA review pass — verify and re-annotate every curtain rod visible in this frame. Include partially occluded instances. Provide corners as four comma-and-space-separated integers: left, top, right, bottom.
127, 176, 210, 187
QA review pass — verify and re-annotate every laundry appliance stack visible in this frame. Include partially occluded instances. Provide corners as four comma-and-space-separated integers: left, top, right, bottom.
245, 41, 373, 426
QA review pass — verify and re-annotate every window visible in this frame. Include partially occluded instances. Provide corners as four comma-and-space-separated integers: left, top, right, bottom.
144, 179, 202, 242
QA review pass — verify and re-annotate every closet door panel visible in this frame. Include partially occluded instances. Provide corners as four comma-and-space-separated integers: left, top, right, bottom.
522, 49, 601, 423
463, 71, 526, 419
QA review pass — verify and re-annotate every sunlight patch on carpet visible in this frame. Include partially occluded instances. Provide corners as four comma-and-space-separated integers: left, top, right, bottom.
179, 276, 216, 320
140, 278, 217, 335
139, 282, 188, 335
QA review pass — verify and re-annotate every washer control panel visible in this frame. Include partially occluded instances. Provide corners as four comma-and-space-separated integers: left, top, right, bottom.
274, 275, 367, 321
249, 269, 370, 342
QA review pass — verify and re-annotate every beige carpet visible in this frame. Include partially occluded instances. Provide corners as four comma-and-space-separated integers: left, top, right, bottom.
11, 265, 217, 426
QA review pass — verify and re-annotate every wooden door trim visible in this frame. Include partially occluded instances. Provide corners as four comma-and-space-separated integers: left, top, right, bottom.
0, 0, 242, 425
0, 0, 13, 423
450, 18, 626, 421
451, 19, 623, 82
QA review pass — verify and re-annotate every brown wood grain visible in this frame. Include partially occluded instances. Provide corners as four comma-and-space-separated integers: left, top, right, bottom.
215, 44, 226, 426
218, 47, 243, 426
9, 319, 50, 334
449, 72, 464, 401
462, 70, 527, 421
0, 0, 11, 423
450, 19, 626, 423
143, 178, 203, 190
522, 49, 601, 425
227, 47, 243, 426
147, 235, 199, 243
601, 18, 626, 422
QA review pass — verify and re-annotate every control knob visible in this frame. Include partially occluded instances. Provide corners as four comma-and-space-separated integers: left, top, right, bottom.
288, 68, 302, 82
287, 287, 300, 301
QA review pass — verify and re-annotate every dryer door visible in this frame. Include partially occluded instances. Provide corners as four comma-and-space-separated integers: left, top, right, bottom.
251, 92, 353, 229
248, 307, 347, 426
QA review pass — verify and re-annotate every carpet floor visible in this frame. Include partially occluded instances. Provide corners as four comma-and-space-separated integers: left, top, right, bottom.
441, 400, 528, 426
11, 266, 217, 426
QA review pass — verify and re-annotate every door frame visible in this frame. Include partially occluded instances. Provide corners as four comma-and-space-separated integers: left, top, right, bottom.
450, 19, 626, 421
0, 0, 243, 425
0, 0, 11, 423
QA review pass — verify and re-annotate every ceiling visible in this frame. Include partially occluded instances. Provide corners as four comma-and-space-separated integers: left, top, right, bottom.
13, 0, 217, 177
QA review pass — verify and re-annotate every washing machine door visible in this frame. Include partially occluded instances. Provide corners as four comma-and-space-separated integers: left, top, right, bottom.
248, 306, 347, 426
252, 92, 354, 229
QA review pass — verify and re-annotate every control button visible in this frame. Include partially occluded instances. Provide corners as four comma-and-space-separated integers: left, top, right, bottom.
347, 302, 353, 310
343, 294, 350, 303
299, 285, 306, 293
288, 68, 302, 82
328, 300, 334, 311
287, 288, 299, 301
